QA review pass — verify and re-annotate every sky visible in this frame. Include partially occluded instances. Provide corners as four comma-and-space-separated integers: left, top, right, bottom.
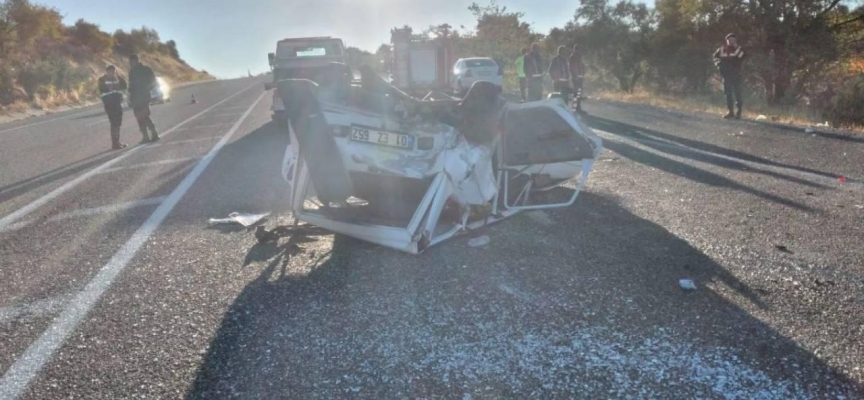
43, 0, 599, 78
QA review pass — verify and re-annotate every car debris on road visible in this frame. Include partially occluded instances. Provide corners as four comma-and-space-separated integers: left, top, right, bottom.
679, 279, 697, 290
208, 212, 270, 227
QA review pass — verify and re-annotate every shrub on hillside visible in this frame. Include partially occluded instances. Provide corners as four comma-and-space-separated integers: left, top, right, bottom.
825, 74, 864, 128
67, 19, 113, 54
0, 64, 16, 103
16, 59, 90, 100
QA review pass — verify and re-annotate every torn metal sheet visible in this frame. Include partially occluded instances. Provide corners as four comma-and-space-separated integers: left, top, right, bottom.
208, 212, 270, 227
275, 68, 601, 253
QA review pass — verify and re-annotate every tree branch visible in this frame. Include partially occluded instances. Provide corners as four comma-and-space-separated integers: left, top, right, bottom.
816, 0, 843, 18
831, 13, 864, 30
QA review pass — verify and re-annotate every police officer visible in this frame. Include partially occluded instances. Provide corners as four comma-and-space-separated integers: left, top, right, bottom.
128, 54, 160, 143
523, 42, 545, 101
514, 48, 528, 102
713, 33, 745, 119
548, 45, 571, 104
569, 43, 586, 114
97, 65, 127, 150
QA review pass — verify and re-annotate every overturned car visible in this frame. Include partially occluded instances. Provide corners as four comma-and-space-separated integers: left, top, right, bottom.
274, 64, 601, 254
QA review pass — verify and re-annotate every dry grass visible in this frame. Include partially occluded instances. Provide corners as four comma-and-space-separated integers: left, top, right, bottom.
595, 89, 813, 125
1, 51, 213, 122
591, 89, 864, 133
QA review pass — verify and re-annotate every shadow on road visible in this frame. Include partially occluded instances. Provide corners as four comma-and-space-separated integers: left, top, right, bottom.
584, 116, 818, 212
184, 190, 861, 398
0, 150, 117, 205
585, 114, 843, 179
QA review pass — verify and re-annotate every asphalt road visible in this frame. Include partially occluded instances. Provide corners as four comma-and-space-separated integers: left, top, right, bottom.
0, 82, 862, 399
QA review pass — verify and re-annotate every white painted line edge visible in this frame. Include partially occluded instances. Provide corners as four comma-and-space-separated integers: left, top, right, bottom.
85, 118, 109, 127
0, 197, 167, 234
0, 91, 266, 399
98, 158, 202, 175
0, 81, 259, 231
0, 107, 101, 135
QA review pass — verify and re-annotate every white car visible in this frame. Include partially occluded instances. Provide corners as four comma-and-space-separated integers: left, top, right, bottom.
452, 57, 503, 96
150, 77, 171, 104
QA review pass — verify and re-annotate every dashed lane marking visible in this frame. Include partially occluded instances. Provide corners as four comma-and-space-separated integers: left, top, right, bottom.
97, 157, 201, 175
0, 82, 259, 232
0, 91, 267, 399
0, 197, 167, 234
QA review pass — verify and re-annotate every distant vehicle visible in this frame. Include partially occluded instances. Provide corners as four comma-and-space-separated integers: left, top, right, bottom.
151, 77, 171, 104
452, 58, 503, 96
266, 37, 347, 127
389, 27, 456, 98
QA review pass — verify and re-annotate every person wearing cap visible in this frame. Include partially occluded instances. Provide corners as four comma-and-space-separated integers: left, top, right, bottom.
128, 54, 160, 143
523, 42, 545, 101
713, 33, 745, 119
569, 43, 586, 114
515, 48, 528, 102
548, 45, 571, 104
97, 65, 127, 150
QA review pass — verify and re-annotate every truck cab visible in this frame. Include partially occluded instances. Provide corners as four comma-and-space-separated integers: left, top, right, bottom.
268, 37, 347, 127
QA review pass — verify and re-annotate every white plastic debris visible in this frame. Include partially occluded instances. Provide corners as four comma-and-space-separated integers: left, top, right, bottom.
855, 205, 864, 209
467, 235, 491, 248
679, 279, 697, 290
208, 212, 270, 227
804, 128, 815, 133
756, 114, 768, 120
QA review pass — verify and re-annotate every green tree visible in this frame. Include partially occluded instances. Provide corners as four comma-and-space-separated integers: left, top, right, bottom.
67, 19, 113, 54
575, 0, 655, 93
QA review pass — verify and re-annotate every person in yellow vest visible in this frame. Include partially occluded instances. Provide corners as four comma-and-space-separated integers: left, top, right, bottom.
515, 48, 528, 102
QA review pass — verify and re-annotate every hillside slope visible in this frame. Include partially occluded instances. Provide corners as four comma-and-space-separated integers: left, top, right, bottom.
0, 0, 212, 121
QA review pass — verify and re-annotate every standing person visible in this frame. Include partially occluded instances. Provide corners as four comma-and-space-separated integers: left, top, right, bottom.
515, 48, 528, 102
128, 54, 160, 143
97, 65, 127, 150
548, 45, 571, 104
523, 42, 545, 101
713, 33, 745, 119
569, 43, 586, 114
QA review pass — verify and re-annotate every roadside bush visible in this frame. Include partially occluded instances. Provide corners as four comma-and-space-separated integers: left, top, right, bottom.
67, 19, 113, 54
825, 74, 864, 128
16, 59, 90, 100
0, 64, 16, 104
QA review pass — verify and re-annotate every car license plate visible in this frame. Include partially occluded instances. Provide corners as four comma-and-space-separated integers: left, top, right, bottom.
350, 126, 413, 149
479, 71, 492, 76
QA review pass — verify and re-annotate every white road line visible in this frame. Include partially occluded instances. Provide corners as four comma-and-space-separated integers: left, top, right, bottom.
209, 112, 246, 118
0, 197, 167, 234
146, 136, 222, 147
0, 107, 100, 135
174, 123, 231, 132
0, 82, 259, 232
0, 292, 74, 325
85, 118, 109, 127
0, 91, 266, 399
98, 157, 201, 174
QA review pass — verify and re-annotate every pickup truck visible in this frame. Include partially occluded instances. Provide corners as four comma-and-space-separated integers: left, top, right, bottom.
267, 37, 347, 127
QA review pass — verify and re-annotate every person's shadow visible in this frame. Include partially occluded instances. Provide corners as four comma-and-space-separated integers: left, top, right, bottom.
185, 190, 862, 399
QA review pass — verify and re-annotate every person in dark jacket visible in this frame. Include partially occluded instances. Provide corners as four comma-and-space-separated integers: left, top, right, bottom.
128, 54, 160, 142
568, 43, 586, 113
98, 65, 128, 150
713, 33, 745, 119
548, 45, 571, 105
523, 42, 545, 101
